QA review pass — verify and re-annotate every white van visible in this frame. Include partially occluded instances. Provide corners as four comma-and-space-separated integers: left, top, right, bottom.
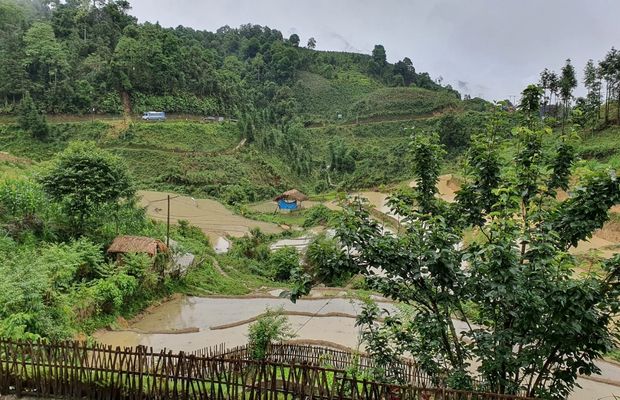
142, 111, 166, 121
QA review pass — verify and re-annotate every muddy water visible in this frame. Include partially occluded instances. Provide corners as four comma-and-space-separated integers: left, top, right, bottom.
93, 295, 620, 399
95, 296, 395, 352
138, 190, 282, 247
435, 174, 460, 203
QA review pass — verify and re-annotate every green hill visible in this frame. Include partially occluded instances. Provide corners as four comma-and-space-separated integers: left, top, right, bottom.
294, 71, 461, 124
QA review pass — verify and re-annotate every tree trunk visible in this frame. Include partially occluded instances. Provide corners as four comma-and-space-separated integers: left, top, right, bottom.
121, 90, 131, 119
605, 81, 610, 124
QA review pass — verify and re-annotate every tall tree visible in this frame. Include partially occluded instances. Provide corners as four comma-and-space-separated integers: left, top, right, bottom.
394, 57, 416, 86
409, 133, 445, 214
547, 71, 559, 117
23, 21, 69, 103
0, 1, 29, 106
559, 59, 577, 132
39, 141, 134, 235
539, 68, 551, 116
292, 116, 620, 398
306, 37, 316, 49
599, 47, 619, 124
371, 44, 387, 77
288, 33, 300, 47
583, 59, 602, 128
17, 92, 48, 140
518, 84, 543, 126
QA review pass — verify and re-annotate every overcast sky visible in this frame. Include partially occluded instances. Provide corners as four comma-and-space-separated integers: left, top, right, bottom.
128, 0, 620, 101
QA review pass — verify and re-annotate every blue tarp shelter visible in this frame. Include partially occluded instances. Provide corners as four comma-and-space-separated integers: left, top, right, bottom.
278, 199, 299, 210
274, 189, 309, 212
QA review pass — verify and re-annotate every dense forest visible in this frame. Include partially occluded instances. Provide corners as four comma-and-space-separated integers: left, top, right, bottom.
0, 0, 459, 118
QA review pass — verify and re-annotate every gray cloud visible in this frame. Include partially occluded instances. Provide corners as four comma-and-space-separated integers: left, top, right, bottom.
127, 0, 620, 101
326, 32, 361, 53
457, 80, 469, 91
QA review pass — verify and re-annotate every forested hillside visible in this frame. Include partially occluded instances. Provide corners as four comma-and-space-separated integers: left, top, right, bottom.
0, 0, 462, 118
0, 0, 492, 202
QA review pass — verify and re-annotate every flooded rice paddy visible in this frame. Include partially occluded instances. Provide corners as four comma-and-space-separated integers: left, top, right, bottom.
93, 293, 619, 400
95, 294, 394, 352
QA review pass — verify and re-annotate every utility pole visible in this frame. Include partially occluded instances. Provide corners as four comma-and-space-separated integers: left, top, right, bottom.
167, 195, 170, 248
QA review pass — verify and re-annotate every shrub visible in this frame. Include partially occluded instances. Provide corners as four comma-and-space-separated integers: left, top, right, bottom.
40, 239, 104, 289
122, 252, 150, 278
268, 247, 299, 281
0, 249, 74, 340
0, 179, 47, 239
230, 228, 270, 261
247, 308, 295, 360
38, 141, 134, 235
302, 204, 337, 227
304, 234, 351, 286
92, 273, 138, 314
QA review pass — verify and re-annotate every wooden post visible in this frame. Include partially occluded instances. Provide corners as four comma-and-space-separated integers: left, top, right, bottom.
167, 195, 170, 248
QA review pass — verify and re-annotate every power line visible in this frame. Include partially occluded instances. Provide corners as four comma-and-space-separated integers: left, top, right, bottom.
145, 194, 182, 205
293, 298, 333, 336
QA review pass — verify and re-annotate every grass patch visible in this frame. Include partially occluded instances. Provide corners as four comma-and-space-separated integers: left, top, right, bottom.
174, 256, 286, 296
577, 125, 620, 169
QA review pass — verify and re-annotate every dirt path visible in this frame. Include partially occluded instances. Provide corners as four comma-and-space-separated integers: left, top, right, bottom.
305, 110, 450, 129
231, 138, 246, 152
0, 151, 32, 165
209, 256, 229, 277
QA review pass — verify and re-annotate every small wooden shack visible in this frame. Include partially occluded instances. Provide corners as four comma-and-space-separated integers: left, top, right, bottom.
107, 235, 168, 261
274, 189, 309, 211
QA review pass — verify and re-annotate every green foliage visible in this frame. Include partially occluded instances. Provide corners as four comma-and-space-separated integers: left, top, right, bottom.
328, 138, 356, 174
248, 308, 295, 360
409, 132, 445, 214
17, 93, 48, 139
302, 205, 337, 228
518, 84, 543, 126
548, 138, 575, 191
356, 302, 408, 384
268, 247, 299, 281
0, 170, 215, 341
0, 0, 464, 121
350, 87, 459, 121
293, 110, 620, 398
455, 135, 501, 227
294, 71, 381, 121
230, 228, 271, 262
304, 234, 351, 286
0, 241, 92, 340
92, 273, 138, 314
288, 34, 300, 47
39, 141, 134, 234
436, 113, 469, 153
0, 178, 45, 220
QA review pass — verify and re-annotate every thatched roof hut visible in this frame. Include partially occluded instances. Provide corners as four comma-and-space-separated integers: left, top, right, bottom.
274, 189, 309, 202
107, 236, 168, 258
